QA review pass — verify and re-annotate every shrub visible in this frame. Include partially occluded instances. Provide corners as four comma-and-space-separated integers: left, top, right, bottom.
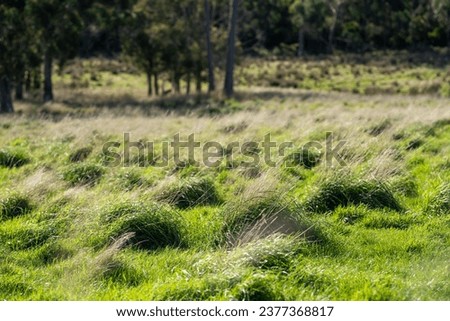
0, 149, 30, 168
62, 163, 105, 186
427, 184, 449, 215
304, 178, 402, 213
0, 194, 33, 220
156, 177, 221, 209
104, 201, 184, 250
68, 146, 93, 163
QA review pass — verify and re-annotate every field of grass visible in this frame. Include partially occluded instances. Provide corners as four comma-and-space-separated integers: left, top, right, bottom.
1, 53, 449, 300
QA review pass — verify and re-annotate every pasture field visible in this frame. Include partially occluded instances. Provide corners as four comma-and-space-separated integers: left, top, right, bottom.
0, 54, 449, 300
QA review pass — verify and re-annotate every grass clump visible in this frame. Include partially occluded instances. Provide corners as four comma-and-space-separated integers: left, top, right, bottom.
284, 147, 322, 169
103, 201, 184, 250
156, 177, 221, 209
304, 177, 402, 213
0, 149, 30, 168
62, 163, 105, 186
68, 146, 93, 163
427, 184, 449, 215
221, 195, 314, 247
0, 194, 33, 221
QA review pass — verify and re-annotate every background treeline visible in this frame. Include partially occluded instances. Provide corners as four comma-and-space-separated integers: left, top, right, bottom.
1, 0, 450, 113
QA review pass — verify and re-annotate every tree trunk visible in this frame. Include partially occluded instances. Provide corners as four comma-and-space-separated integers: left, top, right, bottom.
25, 71, 31, 92
0, 76, 14, 113
33, 69, 41, 90
297, 26, 305, 57
224, 0, 239, 97
186, 72, 191, 95
146, 70, 153, 96
43, 49, 54, 102
154, 73, 159, 96
195, 67, 202, 93
15, 81, 24, 100
328, 17, 336, 54
172, 72, 181, 94
204, 0, 216, 92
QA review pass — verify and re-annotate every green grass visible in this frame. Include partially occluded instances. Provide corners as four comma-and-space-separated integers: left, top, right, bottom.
0, 54, 449, 301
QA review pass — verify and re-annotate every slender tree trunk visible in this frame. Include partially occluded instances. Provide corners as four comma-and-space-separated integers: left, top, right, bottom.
15, 81, 24, 100
172, 72, 180, 94
0, 76, 14, 113
195, 67, 202, 93
154, 73, 159, 96
297, 26, 305, 57
33, 69, 41, 89
204, 0, 215, 92
328, 17, 337, 54
25, 71, 31, 92
146, 70, 153, 96
224, 0, 239, 97
186, 72, 191, 95
43, 49, 54, 102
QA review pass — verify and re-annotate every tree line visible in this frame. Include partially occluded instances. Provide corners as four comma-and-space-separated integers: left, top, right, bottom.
1, 0, 449, 113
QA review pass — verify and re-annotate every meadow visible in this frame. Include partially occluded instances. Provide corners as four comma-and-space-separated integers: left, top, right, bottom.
0, 52, 449, 300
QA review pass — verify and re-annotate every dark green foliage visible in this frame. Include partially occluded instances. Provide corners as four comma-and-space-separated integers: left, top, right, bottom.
304, 178, 402, 213
68, 146, 92, 163
427, 184, 450, 215
156, 177, 221, 209
104, 201, 184, 250
0, 194, 33, 220
62, 163, 105, 186
0, 149, 30, 168
285, 147, 322, 169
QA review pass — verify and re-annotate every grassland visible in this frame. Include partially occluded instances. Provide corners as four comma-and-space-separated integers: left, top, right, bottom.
0, 52, 449, 300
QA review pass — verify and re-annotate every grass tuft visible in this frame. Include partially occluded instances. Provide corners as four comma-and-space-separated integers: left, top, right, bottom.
0, 149, 30, 168
427, 184, 449, 215
68, 146, 93, 163
284, 147, 322, 169
156, 177, 221, 209
221, 195, 315, 247
62, 163, 105, 186
103, 201, 184, 250
0, 194, 33, 221
304, 177, 402, 213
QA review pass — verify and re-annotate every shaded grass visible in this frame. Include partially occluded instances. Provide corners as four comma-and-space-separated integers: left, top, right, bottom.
304, 177, 402, 213
0, 148, 30, 168
156, 177, 221, 209
101, 201, 184, 250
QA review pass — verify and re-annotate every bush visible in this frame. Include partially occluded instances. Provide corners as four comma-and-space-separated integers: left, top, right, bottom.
0, 149, 30, 168
304, 178, 402, 213
0, 194, 33, 220
68, 146, 93, 163
156, 177, 221, 209
427, 184, 450, 215
104, 201, 184, 250
62, 163, 105, 186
